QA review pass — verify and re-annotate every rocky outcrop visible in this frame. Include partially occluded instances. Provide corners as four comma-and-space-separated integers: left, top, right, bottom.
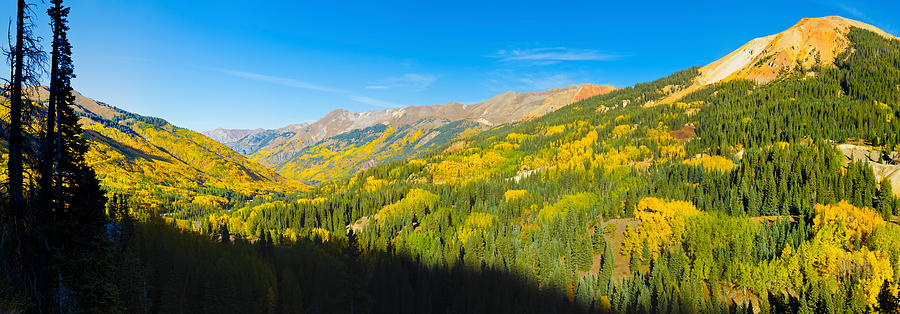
661, 16, 898, 104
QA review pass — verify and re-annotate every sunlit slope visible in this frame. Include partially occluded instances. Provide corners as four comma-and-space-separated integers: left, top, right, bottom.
311, 24, 900, 218
169, 19, 900, 313
662, 16, 898, 103
206, 84, 617, 183
274, 119, 486, 185
380, 24, 900, 194
1, 88, 302, 210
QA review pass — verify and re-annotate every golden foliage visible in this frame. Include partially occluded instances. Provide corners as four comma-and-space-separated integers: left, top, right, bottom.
457, 212, 496, 245
363, 176, 388, 192
622, 197, 700, 259
191, 195, 228, 208
296, 197, 327, 205
552, 130, 598, 171
282, 228, 298, 243
813, 201, 884, 247
375, 188, 439, 226
596, 145, 651, 168
311, 228, 331, 242
659, 144, 686, 160
408, 159, 427, 167
430, 151, 505, 184
602, 223, 616, 234
457, 227, 476, 245
612, 124, 633, 138
537, 193, 596, 222
504, 189, 528, 201
492, 142, 519, 151
276, 126, 397, 183
544, 124, 566, 136
800, 241, 893, 308
683, 155, 735, 173
506, 133, 529, 144
465, 212, 495, 229
732, 203, 898, 310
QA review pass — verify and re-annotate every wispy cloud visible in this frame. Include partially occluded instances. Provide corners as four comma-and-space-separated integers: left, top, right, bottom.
515, 74, 576, 91
493, 47, 617, 64
836, 3, 866, 19
220, 69, 343, 93
220, 69, 405, 109
349, 95, 400, 108
365, 73, 438, 90
483, 69, 585, 93
827, 2, 897, 36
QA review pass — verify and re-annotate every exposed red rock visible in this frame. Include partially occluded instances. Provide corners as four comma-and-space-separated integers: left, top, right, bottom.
661, 16, 898, 104
574, 84, 618, 103
702, 16, 897, 85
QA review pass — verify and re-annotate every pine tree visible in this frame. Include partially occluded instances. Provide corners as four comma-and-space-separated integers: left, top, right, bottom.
641, 238, 652, 265
45, 1, 119, 311
343, 229, 365, 314
578, 236, 592, 271
256, 228, 269, 252
219, 223, 231, 244
877, 280, 900, 313
599, 243, 614, 295
630, 252, 641, 275
2, 0, 47, 310
877, 178, 895, 219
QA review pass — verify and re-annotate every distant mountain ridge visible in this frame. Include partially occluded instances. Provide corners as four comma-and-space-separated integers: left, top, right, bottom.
204, 83, 616, 183
202, 128, 268, 150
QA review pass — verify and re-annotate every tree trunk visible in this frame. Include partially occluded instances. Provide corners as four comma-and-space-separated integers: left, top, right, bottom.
40, 0, 60, 210
8, 0, 26, 210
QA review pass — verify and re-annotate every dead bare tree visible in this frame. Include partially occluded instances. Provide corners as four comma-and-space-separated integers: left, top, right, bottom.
2, 0, 46, 311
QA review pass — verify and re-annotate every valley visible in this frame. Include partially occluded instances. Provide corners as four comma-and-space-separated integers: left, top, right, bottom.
205, 84, 617, 184
3, 4, 900, 313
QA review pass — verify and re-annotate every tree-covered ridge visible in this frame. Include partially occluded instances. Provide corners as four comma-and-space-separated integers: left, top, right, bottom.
83, 110, 302, 212
685, 28, 900, 153
1, 90, 301, 216
210, 84, 618, 178
271, 119, 489, 185
133, 27, 900, 313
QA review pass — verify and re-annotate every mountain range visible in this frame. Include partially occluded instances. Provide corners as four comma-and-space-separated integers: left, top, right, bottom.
202, 16, 900, 188
204, 83, 617, 184
4, 15, 896, 211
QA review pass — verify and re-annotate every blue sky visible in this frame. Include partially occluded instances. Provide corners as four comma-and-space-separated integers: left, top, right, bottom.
1, 0, 898, 131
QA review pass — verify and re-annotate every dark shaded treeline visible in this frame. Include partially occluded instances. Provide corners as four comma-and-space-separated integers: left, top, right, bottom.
113, 207, 589, 314
2, 0, 115, 312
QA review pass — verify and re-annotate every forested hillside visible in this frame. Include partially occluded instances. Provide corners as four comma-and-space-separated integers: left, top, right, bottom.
205, 84, 617, 184
5, 6, 900, 313
1, 88, 300, 214
121, 24, 900, 313
271, 119, 489, 185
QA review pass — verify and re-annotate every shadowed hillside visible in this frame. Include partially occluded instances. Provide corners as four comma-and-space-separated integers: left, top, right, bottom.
114, 213, 594, 314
